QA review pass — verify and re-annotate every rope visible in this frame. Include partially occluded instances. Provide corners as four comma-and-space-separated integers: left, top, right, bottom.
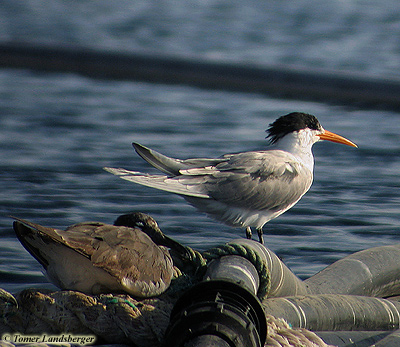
266, 315, 334, 347
0, 288, 333, 347
0, 288, 173, 347
171, 242, 271, 300
202, 243, 271, 300
183, 246, 207, 269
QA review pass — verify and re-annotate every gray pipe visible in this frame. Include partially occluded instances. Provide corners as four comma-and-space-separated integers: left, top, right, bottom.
212, 240, 400, 333
203, 255, 260, 295
372, 329, 400, 347
304, 244, 400, 297
224, 239, 308, 297
262, 294, 400, 331
315, 331, 390, 347
226, 240, 400, 299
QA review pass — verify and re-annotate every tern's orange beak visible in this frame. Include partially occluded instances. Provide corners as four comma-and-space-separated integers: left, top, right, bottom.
318, 130, 358, 147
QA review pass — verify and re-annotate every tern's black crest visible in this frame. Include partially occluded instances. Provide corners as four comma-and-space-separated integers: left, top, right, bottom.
266, 112, 322, 144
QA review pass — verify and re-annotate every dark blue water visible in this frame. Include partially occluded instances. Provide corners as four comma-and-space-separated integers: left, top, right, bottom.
1, 1, 400, 294
2, 1, 400, 77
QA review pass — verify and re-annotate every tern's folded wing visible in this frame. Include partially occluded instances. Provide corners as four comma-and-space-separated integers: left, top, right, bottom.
200, 150, 314, 211
104, 167, 211, 198
105, 150, 313, 212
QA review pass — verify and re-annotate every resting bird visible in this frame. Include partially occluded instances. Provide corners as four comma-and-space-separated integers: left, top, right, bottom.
104, 112, 357, 244
12, 213, 179, 297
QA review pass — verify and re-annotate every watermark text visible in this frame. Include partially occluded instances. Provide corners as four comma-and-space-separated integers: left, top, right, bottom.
2, 333, 96, 345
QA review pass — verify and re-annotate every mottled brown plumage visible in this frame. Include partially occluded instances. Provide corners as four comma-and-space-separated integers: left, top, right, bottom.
13, 215, 174, 297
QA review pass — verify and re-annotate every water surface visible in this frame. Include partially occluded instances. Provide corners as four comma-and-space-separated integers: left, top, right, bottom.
1, 1, 400, 293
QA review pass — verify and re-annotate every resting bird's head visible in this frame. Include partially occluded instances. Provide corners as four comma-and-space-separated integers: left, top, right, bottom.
114, 212, 190, 260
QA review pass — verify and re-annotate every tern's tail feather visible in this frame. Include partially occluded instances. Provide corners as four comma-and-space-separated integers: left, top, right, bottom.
133, 143, 185, 176
103, 167, 210, 198
132, 143, 227, 175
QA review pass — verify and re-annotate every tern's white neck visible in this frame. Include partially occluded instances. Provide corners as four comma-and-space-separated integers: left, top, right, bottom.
272, 129, 319, 171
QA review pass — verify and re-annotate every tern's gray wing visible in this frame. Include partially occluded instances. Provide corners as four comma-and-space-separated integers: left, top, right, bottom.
104, 167, 211, 198
199, 151, 313, 211
105, 150, 312, 212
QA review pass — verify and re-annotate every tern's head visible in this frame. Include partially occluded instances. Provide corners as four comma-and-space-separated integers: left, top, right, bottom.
266, 112, 357, 148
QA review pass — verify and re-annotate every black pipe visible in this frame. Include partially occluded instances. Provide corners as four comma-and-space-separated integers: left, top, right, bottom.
164, 249, 267, 347
1, 42, 400, 110
164, 280, 266, 347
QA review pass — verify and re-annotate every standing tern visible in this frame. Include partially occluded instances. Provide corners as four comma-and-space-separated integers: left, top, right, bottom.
105, 112, 357, 244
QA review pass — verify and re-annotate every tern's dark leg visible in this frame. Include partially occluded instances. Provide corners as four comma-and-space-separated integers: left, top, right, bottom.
257, 228, 264, 244
246, 226, 252, 239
